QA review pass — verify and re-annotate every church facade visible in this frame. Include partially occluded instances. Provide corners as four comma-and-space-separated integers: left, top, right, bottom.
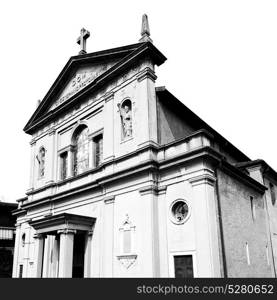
13, 16, 277, 278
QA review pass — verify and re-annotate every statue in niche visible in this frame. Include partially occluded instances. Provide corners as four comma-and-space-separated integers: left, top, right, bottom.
36, 147, 45, 178
118, 100, 132, 140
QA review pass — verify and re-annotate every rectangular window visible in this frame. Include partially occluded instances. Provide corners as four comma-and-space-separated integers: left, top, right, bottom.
94, 134, 103, 167
19, 264, 23, 278
266, 245, 270, 265
250, 196, 255, 220
60, 152, 68, 180
270, 183, 276, 206
246, 242, 251, 265
174, 255, 194, 278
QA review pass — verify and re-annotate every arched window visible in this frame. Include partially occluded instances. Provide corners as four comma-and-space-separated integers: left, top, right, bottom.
37, 147, 45, 178
73, 126, 89, 176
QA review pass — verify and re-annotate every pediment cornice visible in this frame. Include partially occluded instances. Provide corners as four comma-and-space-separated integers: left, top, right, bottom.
24, 42, 166, 135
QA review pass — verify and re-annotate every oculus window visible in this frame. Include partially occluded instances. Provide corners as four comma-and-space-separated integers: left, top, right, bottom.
170, 199, 190, 224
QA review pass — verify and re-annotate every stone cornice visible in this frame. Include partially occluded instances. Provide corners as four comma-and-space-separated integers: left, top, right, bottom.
21, 146, 220, 209
139, 184, 159, 195
138, 184, 167, 195
18, 142, 266, 211
29, 213, 95, 235
137, 67, 157, 82
189, 173, 216, 187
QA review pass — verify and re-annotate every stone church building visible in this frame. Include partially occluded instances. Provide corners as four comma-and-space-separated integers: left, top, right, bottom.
13, 15, 277, 278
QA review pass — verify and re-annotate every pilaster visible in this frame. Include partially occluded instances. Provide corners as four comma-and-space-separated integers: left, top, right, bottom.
103, 92, 115, 162
135, 66, 158, 149
138, 185, 160, 276
29, 138, 36, 190
102, 195, 115, 277
189, 172, 221, 277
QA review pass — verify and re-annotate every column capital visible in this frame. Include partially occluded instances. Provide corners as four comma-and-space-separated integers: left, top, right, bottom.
104, 91, 114, 103
139, 184, 158, 195
30, 138, 36, 146
48, 127, 56, 136
57, 229, 77, 235
87, 230, 94, 236
104, 195, 115, 204
137, 67, 157, 82
33, 233, 44, 239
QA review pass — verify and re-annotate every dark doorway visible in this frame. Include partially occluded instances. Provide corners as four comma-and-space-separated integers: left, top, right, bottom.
0, 248, 13, 277
72, 232, 85, 278
174, 255, 194, 278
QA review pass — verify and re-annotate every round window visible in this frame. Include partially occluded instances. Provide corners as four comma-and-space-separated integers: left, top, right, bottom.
170, 199, 190, 224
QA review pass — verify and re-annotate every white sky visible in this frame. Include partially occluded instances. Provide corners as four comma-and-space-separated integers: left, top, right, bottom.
0, 0, 277, 203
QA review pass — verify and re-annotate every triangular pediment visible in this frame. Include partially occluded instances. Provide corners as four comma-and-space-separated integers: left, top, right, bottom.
49, 60, 115, 111
24, 42, 166, 134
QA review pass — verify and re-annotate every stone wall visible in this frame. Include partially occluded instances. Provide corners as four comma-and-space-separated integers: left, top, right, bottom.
217, 169, 273, 277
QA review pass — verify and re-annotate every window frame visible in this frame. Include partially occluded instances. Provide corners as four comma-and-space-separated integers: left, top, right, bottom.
72, 125, 90, 176
168, 251, 197, 278
169, 199, 191, 225
93, 133, 103, 168
60, 151, 68, 180
89, 128, 104, 169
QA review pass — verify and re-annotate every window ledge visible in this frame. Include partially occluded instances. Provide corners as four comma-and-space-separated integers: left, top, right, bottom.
116, 254, 137, 269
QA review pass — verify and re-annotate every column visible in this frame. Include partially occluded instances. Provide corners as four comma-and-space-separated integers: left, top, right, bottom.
33, 234, 45, 278
57, 229, 76, 278
84, 230, 93, 277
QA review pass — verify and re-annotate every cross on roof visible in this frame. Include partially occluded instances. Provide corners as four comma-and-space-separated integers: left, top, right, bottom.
77, 28, 90, 55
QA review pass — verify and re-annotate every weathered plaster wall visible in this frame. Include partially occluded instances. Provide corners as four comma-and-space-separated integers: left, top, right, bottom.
217, 169, 272, 277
